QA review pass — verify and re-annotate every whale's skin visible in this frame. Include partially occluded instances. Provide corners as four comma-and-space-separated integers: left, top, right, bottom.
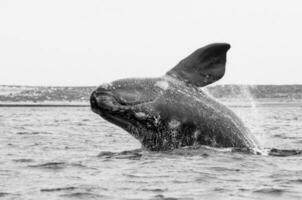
90, 43, 261, 152
90, 76, 260, 151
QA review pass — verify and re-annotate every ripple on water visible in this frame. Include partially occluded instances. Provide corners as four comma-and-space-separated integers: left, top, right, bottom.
291, 179, 302, 183
40, 187, 76, 192
16, 131, 52, 135
293, 139, 302, 144
28, 162, 66, 170
12, 158, 34, 163
273, 134, 298, 139
141, 188, 168, 193
60, 192, 105, 199
0, 193, 20, 199
0, 192, 10, 197
268, 148, 302, 157
40, 185, 106, 199
69, 162, 94, 170
210, 166, 241, 172
97, 149, 143, 160
253, 188, 285, 196
151, 194, 183, 200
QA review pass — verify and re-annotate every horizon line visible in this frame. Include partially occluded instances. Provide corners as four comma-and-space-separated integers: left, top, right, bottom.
2, 83, 302, 87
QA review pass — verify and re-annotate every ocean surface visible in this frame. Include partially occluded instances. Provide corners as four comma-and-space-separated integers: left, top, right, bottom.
1, 102, 302, 200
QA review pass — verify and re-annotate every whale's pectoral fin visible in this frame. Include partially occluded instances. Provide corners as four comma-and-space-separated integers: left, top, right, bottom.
166, 43, 231, 87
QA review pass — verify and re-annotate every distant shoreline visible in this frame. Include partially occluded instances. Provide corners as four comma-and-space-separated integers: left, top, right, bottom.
2, 85, 302, 102
1, 101, 302, 108
0, 103, 89, 107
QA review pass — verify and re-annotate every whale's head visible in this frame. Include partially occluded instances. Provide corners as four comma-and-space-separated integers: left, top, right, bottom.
90, 78, 163, 134
91, 43, 233, 150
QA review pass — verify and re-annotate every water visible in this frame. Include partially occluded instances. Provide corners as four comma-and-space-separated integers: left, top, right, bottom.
1, 104, 302, 200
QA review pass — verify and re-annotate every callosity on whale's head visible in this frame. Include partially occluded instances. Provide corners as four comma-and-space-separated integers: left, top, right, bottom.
91, 43, 261, 151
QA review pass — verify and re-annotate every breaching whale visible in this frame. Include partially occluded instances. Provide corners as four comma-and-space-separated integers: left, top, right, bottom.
90, 43, 264, 154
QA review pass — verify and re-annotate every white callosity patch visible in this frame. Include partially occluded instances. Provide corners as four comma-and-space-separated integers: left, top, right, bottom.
193, 130, 201, 145
194, 130, 201, 139
100, 83, 112, 90
154, 115, 160, 125
169, 119, 180, 129
135, 112, 147, 119
155, 81, 169, 90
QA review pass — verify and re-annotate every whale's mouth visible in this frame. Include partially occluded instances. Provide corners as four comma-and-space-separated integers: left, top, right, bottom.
90, 89, 155, 131
90, 90, 154, 115
90, 91, 120, 112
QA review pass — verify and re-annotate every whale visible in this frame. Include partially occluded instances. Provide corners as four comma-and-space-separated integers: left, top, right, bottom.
90, 43, 262, 153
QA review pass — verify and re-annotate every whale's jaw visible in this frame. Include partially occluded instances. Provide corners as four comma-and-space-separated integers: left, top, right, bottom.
90, 89, 135, 130
90, 84, 158, 135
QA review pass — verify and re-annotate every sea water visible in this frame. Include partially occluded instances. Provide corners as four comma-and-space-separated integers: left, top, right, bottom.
1, 104, 302, 200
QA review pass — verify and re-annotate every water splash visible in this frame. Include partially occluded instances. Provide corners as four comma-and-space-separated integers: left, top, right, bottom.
237, 85, 267, 147
204, 85, 267, 148
238, 85, 257, 109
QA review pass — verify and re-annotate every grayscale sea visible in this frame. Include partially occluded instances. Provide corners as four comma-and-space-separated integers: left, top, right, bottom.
1, 102, 302, 200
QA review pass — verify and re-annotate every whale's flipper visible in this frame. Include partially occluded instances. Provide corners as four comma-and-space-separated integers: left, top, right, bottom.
166, 43, 231, 87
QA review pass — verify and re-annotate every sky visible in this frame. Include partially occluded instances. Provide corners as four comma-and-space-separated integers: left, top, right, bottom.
0, 0, 302, 86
